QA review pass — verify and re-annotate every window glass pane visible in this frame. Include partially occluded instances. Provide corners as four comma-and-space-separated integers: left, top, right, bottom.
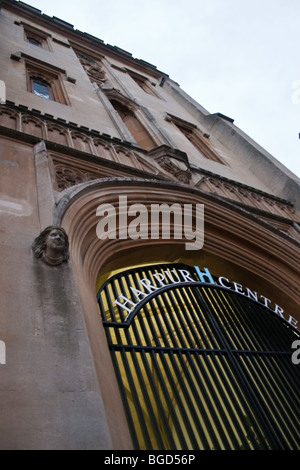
76, 52, 95, 63
33, 80, 51, 99
27, 37, 42, 47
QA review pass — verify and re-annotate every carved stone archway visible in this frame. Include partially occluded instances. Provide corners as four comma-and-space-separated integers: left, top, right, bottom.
55, 177, 300, 448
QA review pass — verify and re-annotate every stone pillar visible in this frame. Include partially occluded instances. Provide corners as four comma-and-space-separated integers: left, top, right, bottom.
33, 141, 55, 229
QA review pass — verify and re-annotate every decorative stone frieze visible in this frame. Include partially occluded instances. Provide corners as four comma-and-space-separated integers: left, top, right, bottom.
0, 104, 298, 231
54, 164, 100, 191
195, 175, 298, 222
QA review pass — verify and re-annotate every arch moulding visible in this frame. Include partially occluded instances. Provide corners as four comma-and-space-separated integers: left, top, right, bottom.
55, 177, 300, 448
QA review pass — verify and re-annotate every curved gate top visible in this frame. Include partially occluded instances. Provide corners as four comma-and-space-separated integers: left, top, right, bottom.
97, 263, 300, 450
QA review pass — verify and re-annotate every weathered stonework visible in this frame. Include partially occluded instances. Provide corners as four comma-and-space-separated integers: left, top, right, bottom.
0, 0, 299, 451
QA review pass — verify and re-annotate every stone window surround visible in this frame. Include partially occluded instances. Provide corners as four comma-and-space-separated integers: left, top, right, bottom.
101, 89, 162, 149
10, 52, 71, 105
26, 59, 69, 105
165, 113, 226, 165
124, 68, 160, 97
16, 20, 53, 51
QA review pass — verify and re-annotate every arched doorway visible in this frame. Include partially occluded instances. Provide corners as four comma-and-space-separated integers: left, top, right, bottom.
58, 178, 300, 449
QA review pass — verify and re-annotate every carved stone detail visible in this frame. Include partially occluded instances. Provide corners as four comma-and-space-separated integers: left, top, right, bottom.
0, 104, 298, 227
55, 164, 99, 191
156, 156, 192, 184
32, 226, 69, 266
79, 58, 107, 88
196, 176, 297, 221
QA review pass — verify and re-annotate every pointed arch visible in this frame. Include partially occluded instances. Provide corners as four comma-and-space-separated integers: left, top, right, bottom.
104, 90, 157, 150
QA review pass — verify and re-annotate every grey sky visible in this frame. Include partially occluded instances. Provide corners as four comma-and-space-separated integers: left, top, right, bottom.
25, 0, 300, 177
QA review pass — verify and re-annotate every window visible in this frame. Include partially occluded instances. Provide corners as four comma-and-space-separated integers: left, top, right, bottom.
127, 70, 159, 97
25, 59, 69, 105
31, 77, 53, 100
166, 114, 226, 164
75, 52, 96, 64
27, 37, 42, 47
110, 99, 156, 150
23, 23, 51, 51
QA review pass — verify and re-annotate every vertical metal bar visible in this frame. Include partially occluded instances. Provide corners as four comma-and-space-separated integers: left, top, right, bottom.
154, 281, 250, 449
138, 267, 203, 448
143, 292, 198, 448
117, 284, 166, 448
109, 347, 140, 449
104, 284, 117, 323
186, 292, 260, 451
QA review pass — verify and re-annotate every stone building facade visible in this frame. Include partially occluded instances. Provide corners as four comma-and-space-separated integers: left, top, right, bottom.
0, 0, 299, 450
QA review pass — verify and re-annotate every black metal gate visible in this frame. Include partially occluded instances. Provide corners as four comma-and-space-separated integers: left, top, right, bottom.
97, 263, 300, 450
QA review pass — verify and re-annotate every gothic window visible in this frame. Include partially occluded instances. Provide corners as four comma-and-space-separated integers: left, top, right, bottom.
166, 114, 226, 164
25, 60, 69, 105
127, 70, 158, 97
110, 99, 156, 151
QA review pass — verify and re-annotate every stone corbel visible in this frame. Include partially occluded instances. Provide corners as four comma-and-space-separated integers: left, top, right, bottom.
148, 146, 192, 184
32, 225, 69, 266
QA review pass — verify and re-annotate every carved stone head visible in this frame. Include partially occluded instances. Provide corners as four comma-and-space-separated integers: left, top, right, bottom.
32, 226, 69, 266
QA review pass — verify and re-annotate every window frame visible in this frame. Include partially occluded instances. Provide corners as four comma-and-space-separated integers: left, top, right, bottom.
22, 23, 52, 51
25, 57, 69, 105
126, 69, 159, 97
30, 76, 54, 100
109, 97, 156, 150
26, 37, 43, 48
166, 113, 226, 164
